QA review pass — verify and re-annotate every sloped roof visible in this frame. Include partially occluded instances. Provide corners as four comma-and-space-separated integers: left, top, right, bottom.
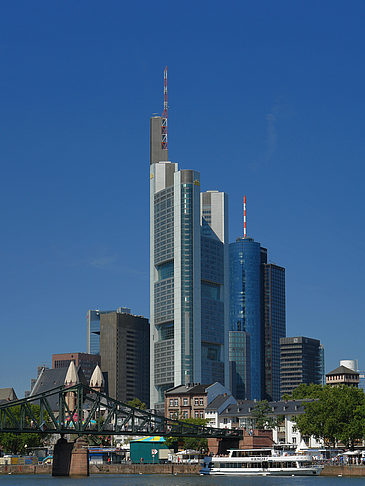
222, 399, 310, 417
30, 366, 87, 411
326, 365, 359, 376
165, 383, 211, 395
0, 387, 17, 404
206, 394, 230, 410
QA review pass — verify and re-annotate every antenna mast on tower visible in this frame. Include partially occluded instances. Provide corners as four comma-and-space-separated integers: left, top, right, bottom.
243, 195, 247, 238
161, 66, 168, 151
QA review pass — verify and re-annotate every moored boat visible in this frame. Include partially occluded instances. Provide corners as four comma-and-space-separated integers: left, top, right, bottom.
200, 448, 324, 476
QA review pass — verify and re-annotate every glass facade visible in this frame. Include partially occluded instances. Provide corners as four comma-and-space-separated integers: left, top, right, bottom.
229, 237, 264, 400
263, 264, 286, 401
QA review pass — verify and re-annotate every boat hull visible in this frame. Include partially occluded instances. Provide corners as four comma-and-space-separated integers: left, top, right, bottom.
201, 466, 323, 476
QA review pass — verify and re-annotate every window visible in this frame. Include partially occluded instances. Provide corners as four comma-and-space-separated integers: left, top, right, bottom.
183, 398, 188, 406
194, 398, 199, 405
200, 411, 204, 418
195, 411, 199, 418
183, 411, 188, 418
174, 399, 178, 406
199, 398, 204, 405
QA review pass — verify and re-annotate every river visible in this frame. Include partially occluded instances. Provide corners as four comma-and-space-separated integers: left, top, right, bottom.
0, 475, 364, 486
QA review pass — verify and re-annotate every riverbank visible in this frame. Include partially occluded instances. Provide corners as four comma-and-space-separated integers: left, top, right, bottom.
1, 463, 365, 476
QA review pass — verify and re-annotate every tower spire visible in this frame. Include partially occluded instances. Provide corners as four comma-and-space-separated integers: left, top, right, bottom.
161, 66, 168, 151
243, 195, 247, 238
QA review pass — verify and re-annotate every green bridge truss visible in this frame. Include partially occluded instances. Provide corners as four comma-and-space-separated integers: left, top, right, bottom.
0, 383, 242, 439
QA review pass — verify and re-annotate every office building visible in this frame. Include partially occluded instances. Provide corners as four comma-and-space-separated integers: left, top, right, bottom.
150, 145, 229, 409
52, 352, 100, 382
229, 237, 267, 400
100, 311, 149, 406
280, 336, 324, 397
263, 263, 286, 401
87, 307, 131, 354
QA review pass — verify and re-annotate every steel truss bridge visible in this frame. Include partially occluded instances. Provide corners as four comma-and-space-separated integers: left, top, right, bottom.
0, 383, 242, 439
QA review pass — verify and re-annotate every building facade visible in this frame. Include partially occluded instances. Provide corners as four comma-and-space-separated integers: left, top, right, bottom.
229, 237, 267, 400
280, 336, 324, 397
263, 263, 286, 401
150, 147, 229, 411
229, 234, 286, 402
100, 311, 149, 406
87, 307, 131, 355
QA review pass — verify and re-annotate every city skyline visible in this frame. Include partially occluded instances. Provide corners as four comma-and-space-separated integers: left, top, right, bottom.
1, 1, 364, 396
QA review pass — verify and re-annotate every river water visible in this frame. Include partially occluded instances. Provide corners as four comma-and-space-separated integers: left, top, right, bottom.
0, 475, 363, 486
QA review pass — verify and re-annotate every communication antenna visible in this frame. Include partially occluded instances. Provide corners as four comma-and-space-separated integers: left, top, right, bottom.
243, 195, 247, 238
161, 66, 168, 150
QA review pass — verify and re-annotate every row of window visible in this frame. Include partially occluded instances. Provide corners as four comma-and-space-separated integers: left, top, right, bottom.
169, 397, 204, 406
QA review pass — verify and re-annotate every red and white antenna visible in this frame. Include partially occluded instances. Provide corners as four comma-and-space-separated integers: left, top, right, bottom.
243, 195, 247, 238
161, 66, 168, 150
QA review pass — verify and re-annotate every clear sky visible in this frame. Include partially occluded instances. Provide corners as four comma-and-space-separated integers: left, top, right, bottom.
1, 1, 364, 396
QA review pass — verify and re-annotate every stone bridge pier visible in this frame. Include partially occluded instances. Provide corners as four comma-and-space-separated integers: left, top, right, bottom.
52, 436, 89, 477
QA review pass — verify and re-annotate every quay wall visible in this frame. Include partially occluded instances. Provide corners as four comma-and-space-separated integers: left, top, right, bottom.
2, 463, 365, 476
322, 465, 365, 476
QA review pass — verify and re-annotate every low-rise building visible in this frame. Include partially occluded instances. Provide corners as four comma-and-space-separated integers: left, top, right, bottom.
165, 382, 231, 419
326, 365, 360, 387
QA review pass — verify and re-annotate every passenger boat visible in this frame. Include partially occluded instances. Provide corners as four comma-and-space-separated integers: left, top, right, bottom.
200, 448, 324, 476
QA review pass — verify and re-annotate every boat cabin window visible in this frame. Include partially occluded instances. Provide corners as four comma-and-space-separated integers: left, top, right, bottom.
231, 449, 272, 457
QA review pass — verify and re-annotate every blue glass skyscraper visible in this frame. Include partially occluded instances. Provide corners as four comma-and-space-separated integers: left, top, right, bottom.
229, 237, 267, 400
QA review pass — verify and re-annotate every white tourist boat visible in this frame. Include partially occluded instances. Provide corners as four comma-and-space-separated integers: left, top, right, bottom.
200, 448, 324, 476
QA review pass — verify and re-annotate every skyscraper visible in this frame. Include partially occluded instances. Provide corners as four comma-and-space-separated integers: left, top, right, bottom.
149, 73, 229, 410
100, 311, 150, 405
263, 263, 286, 401
87, 307, 131, 354
229, 237, 267, 400
280, 336, 323, 397
229, 199, 286, 401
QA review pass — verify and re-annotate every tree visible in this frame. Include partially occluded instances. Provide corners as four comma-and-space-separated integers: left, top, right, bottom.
292, 385, 365, 448
126, 398, 147, 410
251, 400, 278, 430
0, 405, 46, 454
164, 418, 209, 452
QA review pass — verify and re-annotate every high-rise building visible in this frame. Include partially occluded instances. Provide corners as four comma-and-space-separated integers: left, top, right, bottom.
150, 136, 229, 412
280, 336, 324, 397
263, 263, 286, 401
100, 311, 149, 405
87, 307, 131, 354
200, 191, 229, 387
229, 198, 286, 401
229, 237, 267, 400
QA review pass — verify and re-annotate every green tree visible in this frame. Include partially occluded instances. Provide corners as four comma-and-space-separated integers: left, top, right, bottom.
251, 400, 278, 430
0, 404, 46, 454
126, 398, 147, 410
164, 418, 209, 452
293, 385, 365, 448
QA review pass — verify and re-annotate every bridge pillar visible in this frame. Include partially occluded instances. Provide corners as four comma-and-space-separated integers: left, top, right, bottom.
52, 436, 73, 476
69, 437, 89, 477
52, 436, 89, 477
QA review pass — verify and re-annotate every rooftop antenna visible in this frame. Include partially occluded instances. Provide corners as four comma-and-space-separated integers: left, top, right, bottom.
161, 66, 168, 151
243, 195, 247, 238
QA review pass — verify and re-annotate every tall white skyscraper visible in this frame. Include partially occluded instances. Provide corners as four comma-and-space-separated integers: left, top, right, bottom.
150, 119, 229, 410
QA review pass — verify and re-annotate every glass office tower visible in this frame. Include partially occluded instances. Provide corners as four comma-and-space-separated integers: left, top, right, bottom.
263, 264, 286, 401
229, 237, 266, 400
150, 163, 229, 411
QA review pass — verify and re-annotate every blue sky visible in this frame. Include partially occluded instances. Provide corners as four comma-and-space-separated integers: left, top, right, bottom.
1, 1, 364, 396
